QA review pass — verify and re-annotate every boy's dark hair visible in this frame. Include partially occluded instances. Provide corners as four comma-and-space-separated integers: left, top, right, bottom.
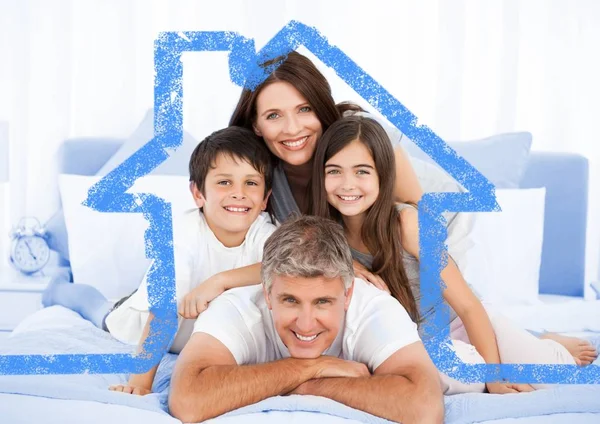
189, 126, 273, 198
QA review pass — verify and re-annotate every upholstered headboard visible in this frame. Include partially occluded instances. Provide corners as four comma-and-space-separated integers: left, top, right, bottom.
48, 139, 589, 297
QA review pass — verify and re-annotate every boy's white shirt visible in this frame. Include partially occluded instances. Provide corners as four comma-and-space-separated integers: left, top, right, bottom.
105, 209, 277, 353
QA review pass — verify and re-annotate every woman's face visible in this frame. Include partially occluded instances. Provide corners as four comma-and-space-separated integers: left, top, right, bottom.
253, 81, 323, 167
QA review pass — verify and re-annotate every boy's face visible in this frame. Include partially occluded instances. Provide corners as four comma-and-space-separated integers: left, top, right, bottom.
191, 153, 270, 247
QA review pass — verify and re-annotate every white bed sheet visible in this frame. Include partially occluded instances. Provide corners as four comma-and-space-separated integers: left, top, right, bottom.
482, 413, 600, 424
0, 393, 180, 424
494, 296, 600, 334
2, 303, 599, 424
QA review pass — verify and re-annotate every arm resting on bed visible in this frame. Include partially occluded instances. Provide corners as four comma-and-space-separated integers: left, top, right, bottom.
293, 342, 444, 424
169, 333, 323, 423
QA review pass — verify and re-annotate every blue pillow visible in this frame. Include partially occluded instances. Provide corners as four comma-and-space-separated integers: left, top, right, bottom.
97, 109, 199, 176
401, 132, 533, 189
357, 113, 532, 189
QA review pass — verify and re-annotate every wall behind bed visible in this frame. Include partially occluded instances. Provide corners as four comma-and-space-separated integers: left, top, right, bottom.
0, 1, 598, 290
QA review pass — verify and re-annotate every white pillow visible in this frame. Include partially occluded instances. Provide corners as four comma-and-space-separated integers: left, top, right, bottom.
59, 174, 196, 300
409, 155, 476, 283
461, 188, 546, 306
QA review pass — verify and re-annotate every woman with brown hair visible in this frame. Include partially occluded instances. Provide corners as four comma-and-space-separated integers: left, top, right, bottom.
229, 51, 423, 289
229, 52, 422, 219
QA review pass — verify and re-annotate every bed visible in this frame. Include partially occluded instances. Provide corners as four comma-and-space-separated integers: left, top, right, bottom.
0, 134, 599, 424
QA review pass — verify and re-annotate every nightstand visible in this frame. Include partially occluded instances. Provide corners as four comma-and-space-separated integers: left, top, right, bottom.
0, 269, 58, 338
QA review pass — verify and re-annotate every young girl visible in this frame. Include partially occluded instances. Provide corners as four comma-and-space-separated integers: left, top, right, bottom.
311, 115, 597, 394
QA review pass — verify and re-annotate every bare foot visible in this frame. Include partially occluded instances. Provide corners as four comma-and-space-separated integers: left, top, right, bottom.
540, 333, 598, 366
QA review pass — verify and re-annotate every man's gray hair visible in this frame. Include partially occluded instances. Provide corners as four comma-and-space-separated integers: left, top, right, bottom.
261, 215, 355, 293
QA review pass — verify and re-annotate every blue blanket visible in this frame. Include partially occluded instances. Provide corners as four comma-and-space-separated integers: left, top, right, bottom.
1, 307, 599, 424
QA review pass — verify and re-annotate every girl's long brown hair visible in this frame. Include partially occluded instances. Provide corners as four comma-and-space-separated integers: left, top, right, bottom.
229, 51, 362, 136
311, 116, 419, 323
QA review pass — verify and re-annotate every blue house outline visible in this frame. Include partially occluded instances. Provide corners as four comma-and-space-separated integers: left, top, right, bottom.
1, 21, 597, 386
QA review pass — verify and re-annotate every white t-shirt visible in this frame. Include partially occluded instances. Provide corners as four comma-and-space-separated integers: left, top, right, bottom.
105, 209, 277, 353
193, 278, 421, 372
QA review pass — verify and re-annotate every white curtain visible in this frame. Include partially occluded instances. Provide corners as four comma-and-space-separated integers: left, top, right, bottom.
1, 0, 599, 291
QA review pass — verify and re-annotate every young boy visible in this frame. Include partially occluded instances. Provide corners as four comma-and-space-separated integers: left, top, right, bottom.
43, 126, 276, 395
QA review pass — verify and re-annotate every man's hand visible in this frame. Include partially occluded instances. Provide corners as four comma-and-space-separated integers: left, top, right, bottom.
312, 356, 371, 379
109, 384, 152, 396
352, 260, 390, 294
289, 379, 315, 395
486, 382, 535, 394
289, 358, 370, 395
179, 277, 225, 319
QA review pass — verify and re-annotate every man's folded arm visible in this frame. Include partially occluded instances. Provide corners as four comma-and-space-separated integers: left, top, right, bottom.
168, 332, 318, 423
297, 341, 444, 424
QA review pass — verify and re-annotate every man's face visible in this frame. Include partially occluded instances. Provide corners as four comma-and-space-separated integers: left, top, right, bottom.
264, 274, 354, 359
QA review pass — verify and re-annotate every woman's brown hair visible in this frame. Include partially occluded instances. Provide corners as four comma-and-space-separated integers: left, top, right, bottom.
311, 115, 420, 323
229, 51, 362, 134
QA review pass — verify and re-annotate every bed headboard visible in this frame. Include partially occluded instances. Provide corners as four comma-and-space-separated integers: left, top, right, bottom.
521, 152, 589, 297
50, 140, 589, 297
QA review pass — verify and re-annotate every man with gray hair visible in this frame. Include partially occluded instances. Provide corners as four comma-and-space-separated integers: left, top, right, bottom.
169, 215, 443, 424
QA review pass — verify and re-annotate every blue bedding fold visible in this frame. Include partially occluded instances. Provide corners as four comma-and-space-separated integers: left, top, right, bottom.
1, 307, 599, 424
0, 316, 174, 416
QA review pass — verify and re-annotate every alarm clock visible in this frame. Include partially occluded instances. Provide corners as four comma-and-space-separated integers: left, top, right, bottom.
9, 217, 51, 275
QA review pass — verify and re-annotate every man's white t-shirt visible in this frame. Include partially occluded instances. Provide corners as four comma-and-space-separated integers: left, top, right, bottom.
105, 209, 276, 353
192, 278, 421, 372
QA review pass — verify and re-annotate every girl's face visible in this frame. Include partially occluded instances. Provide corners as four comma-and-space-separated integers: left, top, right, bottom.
324, 140, 380, 219
253, 81, 323, 167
